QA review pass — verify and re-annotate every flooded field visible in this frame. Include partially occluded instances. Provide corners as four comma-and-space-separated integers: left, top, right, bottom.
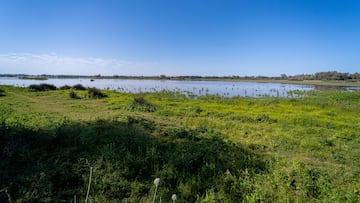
0, 77, 318, 97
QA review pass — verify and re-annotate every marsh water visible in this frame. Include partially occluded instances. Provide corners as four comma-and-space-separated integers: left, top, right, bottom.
0, 77, 357, 98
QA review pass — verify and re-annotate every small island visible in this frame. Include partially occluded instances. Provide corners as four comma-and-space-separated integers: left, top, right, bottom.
19, 76, 48, 81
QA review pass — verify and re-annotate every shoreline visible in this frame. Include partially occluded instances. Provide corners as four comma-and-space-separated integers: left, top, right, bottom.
2, 75, 360, 87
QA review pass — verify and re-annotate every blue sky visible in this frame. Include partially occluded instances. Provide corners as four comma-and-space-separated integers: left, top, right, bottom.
0, 0, 359, 76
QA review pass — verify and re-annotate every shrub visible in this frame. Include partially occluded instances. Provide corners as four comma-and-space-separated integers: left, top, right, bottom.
0, 88, 5, 96
59, 85, 72, 90
88, 87, 106, 98
69, 91, 79, 99
125, 94, 156, 112
72, 84, 86, 90
133, 94, 148, 105
29, 84, 42, 91
29, 83, 57, 91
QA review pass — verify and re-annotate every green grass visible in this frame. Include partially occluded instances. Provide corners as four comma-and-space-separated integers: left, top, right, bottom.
19, 76, 48, 80
0, 85, 359, 202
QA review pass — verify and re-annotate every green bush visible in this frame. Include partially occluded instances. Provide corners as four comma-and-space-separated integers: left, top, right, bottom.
59, 85, 72, 90
69, 91, 79, 99
29, 83, 57, 91
0, 88, 5, 96
72, 84, 86, 90
88, 87, 106, 98
125, 94, 156, 112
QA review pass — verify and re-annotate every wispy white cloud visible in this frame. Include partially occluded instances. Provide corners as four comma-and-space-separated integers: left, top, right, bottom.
0, 53, 159, 75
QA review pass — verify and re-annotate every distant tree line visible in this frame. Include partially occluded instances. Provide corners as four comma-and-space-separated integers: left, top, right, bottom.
1, 71, 359, 81
283, 71, 360, 81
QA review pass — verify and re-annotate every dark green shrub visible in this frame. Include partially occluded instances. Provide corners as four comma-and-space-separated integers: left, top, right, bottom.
88, 87, 106, 98
0, 88, 5, 96
133, 94, 148, 105
125, 94, 156, 112
59, 85, 72, 90
69, 91, 79, 99
41, 83, 57, 90
72, 84, 86, 90
29, 83, 57, 91
255, 113, 270, 122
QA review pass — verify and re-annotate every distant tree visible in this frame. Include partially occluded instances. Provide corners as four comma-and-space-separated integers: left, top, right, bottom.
280, 74, 288, 80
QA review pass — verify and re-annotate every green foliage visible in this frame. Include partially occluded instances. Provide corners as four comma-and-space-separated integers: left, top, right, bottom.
72, 84, 86, 90
124, 94, 157, 112
20, 76, 48, 80
29, 83, 57, 91
0, 116, 264, 202
59, 85, 72, 90
1, 86, 360, 202
0, 88, 5, 96
87, 87, 106, 98
69, 91, 79, 99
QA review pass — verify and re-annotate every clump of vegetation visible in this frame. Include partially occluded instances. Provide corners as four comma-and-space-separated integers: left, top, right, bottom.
0, 115, 264, 202
125, 94, 156, 112
59, 85, 72, 90
72, 84, 86, 90
29, 83, 57, 91
69, 91, 79, 99
0, 88, 5, 96
88, 87, 106, 98
20, 76, 48, 80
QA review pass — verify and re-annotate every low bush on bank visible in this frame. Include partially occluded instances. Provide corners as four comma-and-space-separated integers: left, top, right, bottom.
29, 83, 57, 91
59, 85, 72, 90
72, 84, 86, 90
88, 87, 106, 98
69, 91, 80, 99
124, 94, 156, 112
0, 88, 5, 96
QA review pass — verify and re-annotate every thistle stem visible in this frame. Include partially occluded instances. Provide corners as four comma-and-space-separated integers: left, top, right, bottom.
85, 167, 93, 203
152, 185, 158, 203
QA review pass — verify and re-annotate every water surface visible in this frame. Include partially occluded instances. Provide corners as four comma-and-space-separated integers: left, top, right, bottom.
0, 77, 324, 98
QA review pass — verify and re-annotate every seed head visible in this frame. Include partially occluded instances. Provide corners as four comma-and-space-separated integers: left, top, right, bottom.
154, 178, 160, 187
171, 194, 177, 201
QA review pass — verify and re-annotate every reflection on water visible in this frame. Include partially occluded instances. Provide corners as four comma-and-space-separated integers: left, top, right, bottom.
0, 77, 356, 98
314, 85, 344, 91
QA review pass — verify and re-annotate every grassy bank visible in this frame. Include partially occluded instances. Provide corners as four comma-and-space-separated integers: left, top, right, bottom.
0, 85, 359, 202
19, 77, 48, 81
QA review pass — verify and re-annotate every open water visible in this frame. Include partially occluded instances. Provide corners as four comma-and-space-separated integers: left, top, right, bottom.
0, 77, 355, 98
